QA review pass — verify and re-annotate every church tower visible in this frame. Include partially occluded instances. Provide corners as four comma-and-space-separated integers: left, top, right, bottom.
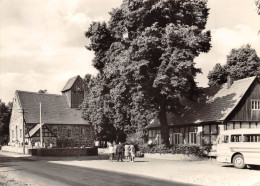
61, 75, 84, 108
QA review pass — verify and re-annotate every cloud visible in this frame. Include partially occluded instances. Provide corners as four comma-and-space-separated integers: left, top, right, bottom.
213, 25, 260, 56
0, 0, 259, 102
195, 24, 260, 87
0, 0, 123, 102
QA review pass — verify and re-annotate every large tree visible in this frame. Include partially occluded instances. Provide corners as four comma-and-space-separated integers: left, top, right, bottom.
0, 100, 12, 145
83, 0, 211, 145
208, 45, 260, 86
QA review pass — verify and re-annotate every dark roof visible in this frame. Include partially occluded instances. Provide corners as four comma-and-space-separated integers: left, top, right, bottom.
61, 75, 79, 92
146, 76, 257, 129
16, 90, 88, 125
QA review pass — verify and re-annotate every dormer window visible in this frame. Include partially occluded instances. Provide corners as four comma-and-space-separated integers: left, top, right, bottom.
251, 99, 260, 110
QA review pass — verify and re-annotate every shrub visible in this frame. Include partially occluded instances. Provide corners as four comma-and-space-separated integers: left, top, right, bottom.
140, 144, 210, 158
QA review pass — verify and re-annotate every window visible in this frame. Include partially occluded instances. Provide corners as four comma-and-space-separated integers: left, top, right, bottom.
204, 125, 210, 134
231, 135, 242, 142
81, 128, 85, 135
67, 129, 72, 138
62, 128, 66, 136
12, 130, 14, 139
20, 129, 22, 138
75, 127, 79, 135
218, 135, 229, 144
251, 100, 260, 110
189, 132, 196, 144
173, 133, 183, 144
211, 125, 217, 134
243, 134, 260, 142
52, 128, 58, 136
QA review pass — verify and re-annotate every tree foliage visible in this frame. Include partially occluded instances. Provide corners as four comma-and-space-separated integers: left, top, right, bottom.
83, 0, 211, 145
208, 45, 260, 86
38, 89, 47, 93
0, 100, 12, 145
256, 0, 260, 15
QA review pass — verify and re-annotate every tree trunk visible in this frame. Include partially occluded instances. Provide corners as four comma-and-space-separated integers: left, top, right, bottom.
158, 103, 169, 146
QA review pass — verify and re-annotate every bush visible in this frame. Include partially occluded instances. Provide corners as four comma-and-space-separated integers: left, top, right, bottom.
140, 144, 210, 158
125, 131, 147, 151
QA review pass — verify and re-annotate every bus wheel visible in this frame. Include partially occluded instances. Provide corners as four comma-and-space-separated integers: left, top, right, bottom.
233, 154, 246, 169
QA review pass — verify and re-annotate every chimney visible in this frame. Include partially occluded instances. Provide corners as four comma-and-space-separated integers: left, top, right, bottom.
227, 76, 234, 88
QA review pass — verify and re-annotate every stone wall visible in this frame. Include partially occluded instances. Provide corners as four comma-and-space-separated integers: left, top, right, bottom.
24, 124, 94, 148
47, 124, 94, 147
29, 147, 98, 156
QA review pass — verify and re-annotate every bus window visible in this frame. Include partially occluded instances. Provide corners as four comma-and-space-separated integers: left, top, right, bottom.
231, 135, 242, 142
218, 135, 229, 143
243, 134, 260, 142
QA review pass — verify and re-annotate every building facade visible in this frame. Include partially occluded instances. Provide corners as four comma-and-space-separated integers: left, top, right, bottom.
9, 75, 94, 148
146, 76, 260, 146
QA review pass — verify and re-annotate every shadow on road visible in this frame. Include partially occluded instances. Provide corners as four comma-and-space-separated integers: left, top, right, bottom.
25, 160, 192, 186
221, 164, 260, 171
0, 153, 194, 186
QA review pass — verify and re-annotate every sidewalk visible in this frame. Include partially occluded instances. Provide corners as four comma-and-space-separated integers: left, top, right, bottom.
0, 150, 31, 157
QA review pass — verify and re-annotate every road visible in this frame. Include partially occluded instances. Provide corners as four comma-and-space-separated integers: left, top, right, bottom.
0, 153, 185, 186
0, 152, 260, 186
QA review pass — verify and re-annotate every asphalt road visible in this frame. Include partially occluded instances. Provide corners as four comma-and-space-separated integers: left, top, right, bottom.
0, 154, 186, 186
1, 152, 260, 186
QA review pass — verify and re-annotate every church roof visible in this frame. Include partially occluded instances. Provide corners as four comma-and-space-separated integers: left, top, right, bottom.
16, 90, 88, 125
61, 75, 80, 92
146, 76, 257, 129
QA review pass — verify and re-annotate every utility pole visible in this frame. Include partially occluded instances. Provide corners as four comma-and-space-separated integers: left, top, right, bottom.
40, 102, 42, 148
22, 108, 25, 154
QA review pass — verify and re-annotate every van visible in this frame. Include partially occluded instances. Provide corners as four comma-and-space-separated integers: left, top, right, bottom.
216, 128, 260, 169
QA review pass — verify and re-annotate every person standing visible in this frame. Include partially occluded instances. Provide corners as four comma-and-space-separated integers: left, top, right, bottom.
116, 142, 124, 162
108, 143, 114, 161
130, 144, 135, 162
124, 143, 130, 162
112, 141, 117, 159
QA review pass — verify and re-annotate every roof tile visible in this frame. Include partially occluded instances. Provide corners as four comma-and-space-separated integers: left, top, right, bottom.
146, 76, 257, 128
17, 91, 88, 125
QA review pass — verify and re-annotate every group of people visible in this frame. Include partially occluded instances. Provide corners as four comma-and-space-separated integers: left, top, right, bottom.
108, 142, 135, 162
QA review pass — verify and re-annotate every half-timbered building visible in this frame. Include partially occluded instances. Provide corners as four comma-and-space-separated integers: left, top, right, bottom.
146, 76, 260, 146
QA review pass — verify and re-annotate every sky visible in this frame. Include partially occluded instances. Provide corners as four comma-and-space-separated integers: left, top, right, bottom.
0, 0, 260, 103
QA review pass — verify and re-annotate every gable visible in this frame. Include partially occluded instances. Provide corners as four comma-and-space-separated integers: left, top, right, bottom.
227, 78, 260, 121
25, 124, 57, 138
61, 75, 83, 93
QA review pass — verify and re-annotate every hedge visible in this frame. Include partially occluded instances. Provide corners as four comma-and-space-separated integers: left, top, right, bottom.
139, 144, 212, 158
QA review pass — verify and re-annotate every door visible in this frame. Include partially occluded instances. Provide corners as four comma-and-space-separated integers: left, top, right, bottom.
217, 134, 230, 162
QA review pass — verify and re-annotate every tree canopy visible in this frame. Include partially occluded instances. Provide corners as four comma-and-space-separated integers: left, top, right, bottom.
256, 0, 260, 15
0, 100, 12, 145
83, 0, 211, 145
38, 89, 47, 93
208, 44, 260, 86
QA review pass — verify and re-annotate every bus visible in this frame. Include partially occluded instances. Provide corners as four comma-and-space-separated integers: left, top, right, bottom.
216, 128, 260, 169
